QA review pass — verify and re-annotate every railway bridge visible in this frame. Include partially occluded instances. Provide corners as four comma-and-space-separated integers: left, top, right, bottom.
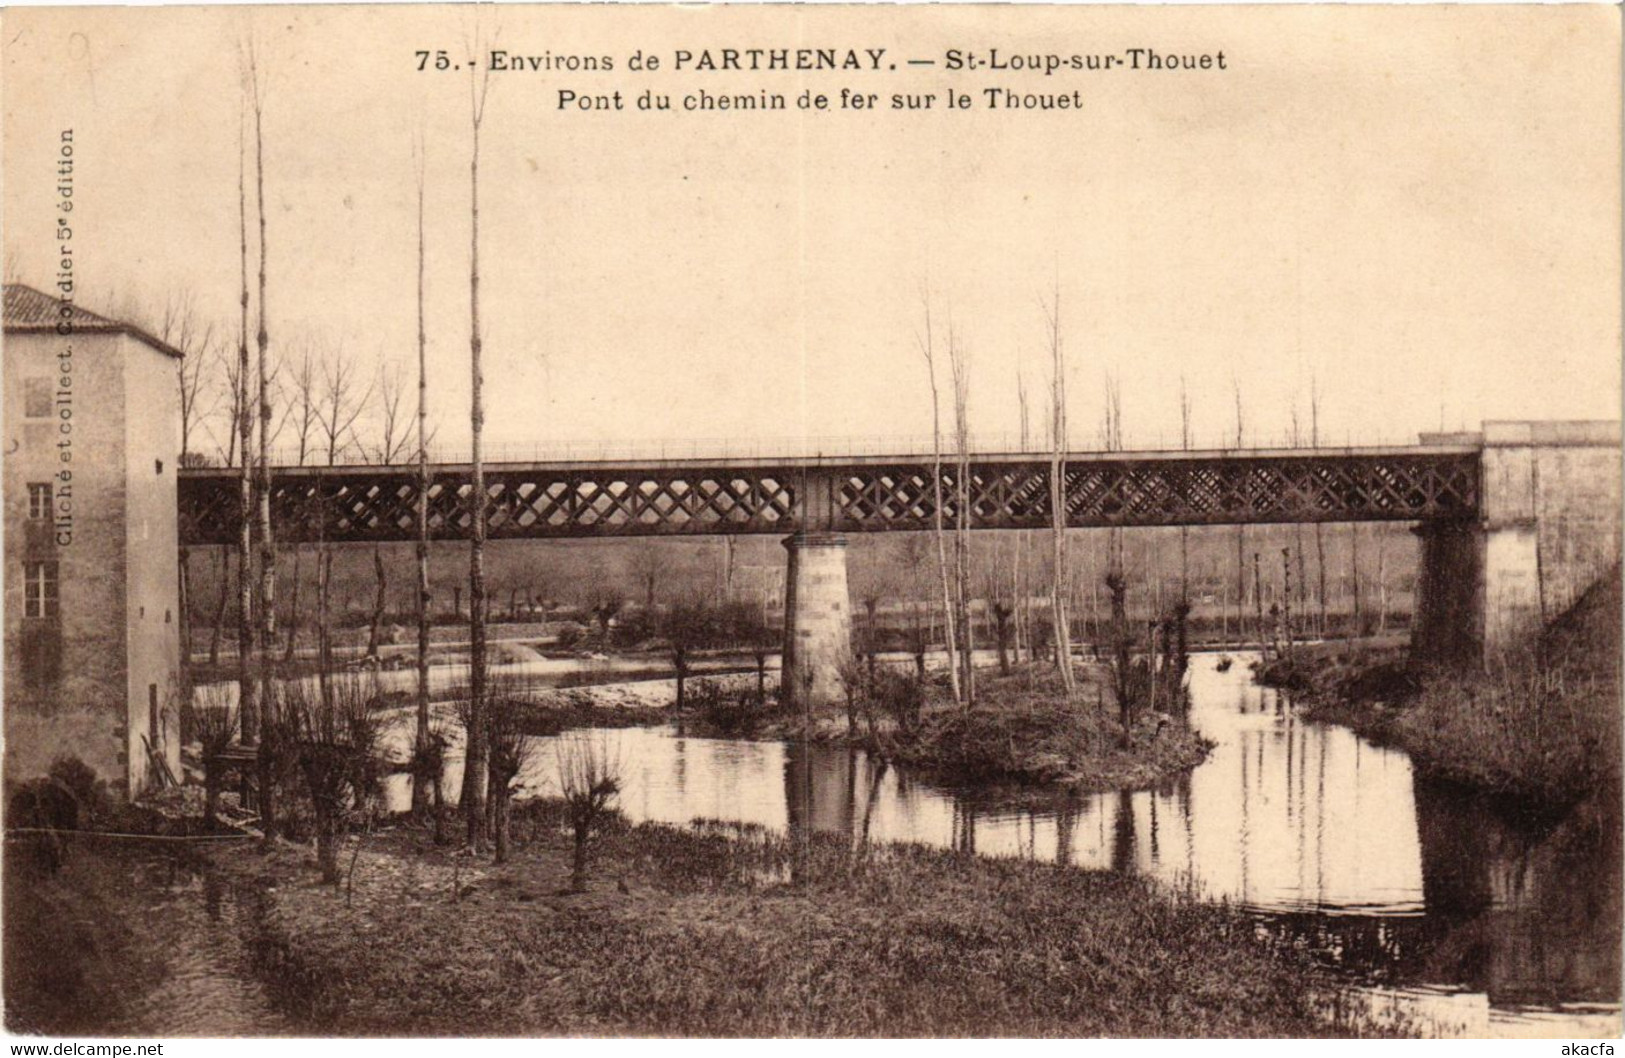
178, 421, 1620, 704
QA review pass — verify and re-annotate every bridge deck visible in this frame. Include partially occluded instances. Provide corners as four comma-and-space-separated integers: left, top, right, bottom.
177, 444, 1481, 545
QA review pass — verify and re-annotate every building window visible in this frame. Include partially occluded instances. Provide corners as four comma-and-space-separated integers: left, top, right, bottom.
24, 561, 58, 618
27, 482, 51, 519
24, 378, 52, 419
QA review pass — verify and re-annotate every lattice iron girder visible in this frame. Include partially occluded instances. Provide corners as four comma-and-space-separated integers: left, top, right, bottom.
178, 466, 801, 544
178, 450, 1479, 544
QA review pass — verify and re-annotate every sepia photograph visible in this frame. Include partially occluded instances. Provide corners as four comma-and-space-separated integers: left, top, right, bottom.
1, 1, 1621, 1041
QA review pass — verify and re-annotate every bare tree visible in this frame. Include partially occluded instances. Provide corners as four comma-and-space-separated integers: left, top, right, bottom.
315, 350, 370, 464
486, 685, 536, 864
982, 541, 1014, 676
918, 290, 961, 703
169, 297, 217, 460
1100, 372, 1132, 740
364, 360, 411, 659
412, 137, 435, 821
897, 532, 934, 677
1014, 364, 1032, 664
663, 595, 715, 712
276, 674, 379, 884
581, 569, 624, 639
1349, 522, 1363, 639
1288, 394, 1309, 644
1311, 374, 1328, 637
557, 734, 622, 892
1375, 525, 1389, 636
1231, 375, 1248, 647
850, 558, 893, 674
629, 543, 664, 611
1281, 546, 1296, 658
1253, 551, 1267, 657
376, 366, 408, 469
234, 98, 258, 751
247, 40, 278, 844
719, 535, 737, 602
1102, 370, 1125, 580
1043, 285, 1077, 693
313, 350, 371, 705
462, 39, 495, 852
283, 344, 320, 465
170, 299, 217, 698
280, 344, 319, 663
1178, 375, 1192, 603
947, 326, 975, 706
205, 345, 244, 667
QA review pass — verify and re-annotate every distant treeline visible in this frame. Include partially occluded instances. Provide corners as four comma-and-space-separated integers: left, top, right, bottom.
185, 523, 1416, 643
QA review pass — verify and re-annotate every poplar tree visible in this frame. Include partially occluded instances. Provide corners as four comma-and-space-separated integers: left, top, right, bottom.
412, 136, 436, 822
1043, 285, 1076, 694
461, 47, 494, 851
918, 291, 961, 703
248, 43, 278, 843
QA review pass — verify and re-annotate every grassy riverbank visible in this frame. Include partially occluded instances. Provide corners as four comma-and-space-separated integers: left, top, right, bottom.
684, 662, 1212, 795
194, 804, 1389, 1037
508, 689, 677, 735
1258, 575, 1621, 815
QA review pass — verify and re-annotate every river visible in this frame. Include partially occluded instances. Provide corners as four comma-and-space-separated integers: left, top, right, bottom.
374, 651, 1620, 1037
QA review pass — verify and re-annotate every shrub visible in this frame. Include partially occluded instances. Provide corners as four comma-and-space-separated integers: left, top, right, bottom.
688, 680, 764, 737
187, 683, 239, 756
610, 609, 658, 648
408, 727, 450, 845
6, 756, 99, 874
870, 669, 926, 739
1395, 660, 1617, 810
557, 734, 623, 892
487, 687, 540, 864
47, 756, 105, 818
6, 781, 77, 873
272, 674, 383, 883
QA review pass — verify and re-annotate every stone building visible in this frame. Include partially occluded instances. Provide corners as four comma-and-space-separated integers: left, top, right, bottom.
4, 284, 182, 798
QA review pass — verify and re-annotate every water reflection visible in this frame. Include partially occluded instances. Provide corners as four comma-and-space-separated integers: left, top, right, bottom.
4, 846, 291, 1036
888, 658, 1423, 912
200, 651, 770, 708
377, 652, 1618, 1021
390, 656, 1426, 911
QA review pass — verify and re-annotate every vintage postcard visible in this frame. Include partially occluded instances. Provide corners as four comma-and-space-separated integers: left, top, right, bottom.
2, 2, 1620, 1042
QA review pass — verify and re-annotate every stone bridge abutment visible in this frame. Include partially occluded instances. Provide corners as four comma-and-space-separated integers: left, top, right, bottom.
1414, 422, 1621, 667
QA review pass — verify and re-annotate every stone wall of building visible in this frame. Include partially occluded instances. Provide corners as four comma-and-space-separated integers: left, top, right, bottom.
5, 329, 133, 792
121, 333, 182, 791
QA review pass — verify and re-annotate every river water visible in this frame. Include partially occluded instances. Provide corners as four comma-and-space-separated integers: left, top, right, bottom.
377, 651, 1620, 1037
41, 652, 1613, 1037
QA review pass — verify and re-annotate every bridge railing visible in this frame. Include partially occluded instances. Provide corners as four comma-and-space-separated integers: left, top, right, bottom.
195, 427, 1447, 470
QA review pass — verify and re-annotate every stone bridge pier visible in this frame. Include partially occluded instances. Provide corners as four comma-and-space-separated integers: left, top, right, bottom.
1413, 421, 1621, 667
779, 468, 853, 709
780, 531, 852, 709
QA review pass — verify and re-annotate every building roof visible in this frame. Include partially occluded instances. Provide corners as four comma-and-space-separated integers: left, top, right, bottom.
3, 284, 186, 359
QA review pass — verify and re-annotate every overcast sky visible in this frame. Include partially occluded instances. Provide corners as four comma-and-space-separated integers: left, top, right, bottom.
5, 4, 1619, 456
